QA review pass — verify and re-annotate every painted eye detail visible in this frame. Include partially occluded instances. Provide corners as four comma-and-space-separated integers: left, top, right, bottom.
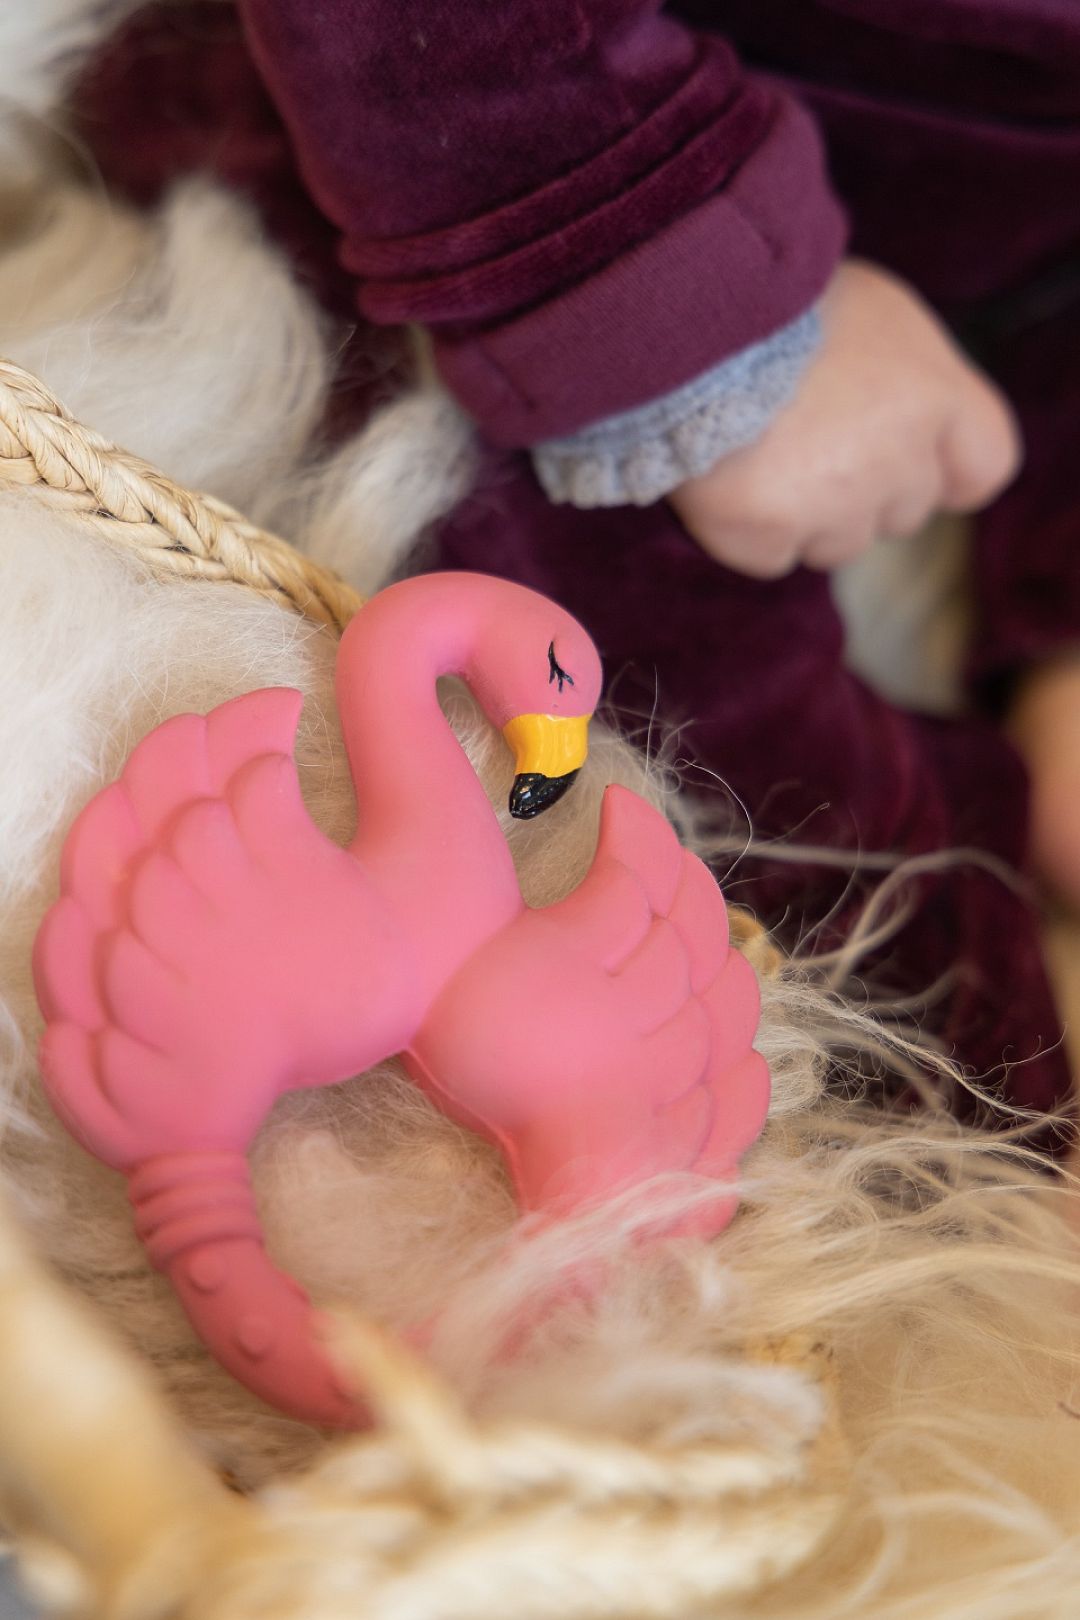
547, 641, 575, 693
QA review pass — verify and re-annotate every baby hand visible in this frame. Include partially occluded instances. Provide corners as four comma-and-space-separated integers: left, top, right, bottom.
668, 260, 1021, 578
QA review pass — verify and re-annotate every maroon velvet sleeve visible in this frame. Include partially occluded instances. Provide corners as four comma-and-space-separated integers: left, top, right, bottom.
236, 0, 845, 444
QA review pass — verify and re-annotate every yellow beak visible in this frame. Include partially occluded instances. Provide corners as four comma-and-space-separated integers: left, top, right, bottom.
502, 712, 591, 778
501, 713, 591, 819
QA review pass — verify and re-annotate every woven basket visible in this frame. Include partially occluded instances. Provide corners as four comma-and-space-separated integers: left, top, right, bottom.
0, 356, 827, 1619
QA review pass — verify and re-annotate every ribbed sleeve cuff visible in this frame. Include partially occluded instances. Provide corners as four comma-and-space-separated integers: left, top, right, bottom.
532, 306, 820, 507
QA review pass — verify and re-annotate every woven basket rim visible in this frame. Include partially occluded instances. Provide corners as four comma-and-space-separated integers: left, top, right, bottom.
0, 356, 363, 630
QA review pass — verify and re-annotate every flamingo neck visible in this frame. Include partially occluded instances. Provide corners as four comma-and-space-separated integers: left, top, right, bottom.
338, 576, 522, 987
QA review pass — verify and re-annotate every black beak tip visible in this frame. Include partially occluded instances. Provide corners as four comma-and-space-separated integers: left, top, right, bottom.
509, 770, 580, 820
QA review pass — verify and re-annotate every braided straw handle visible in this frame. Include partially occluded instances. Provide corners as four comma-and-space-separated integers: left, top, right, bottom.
0, 358, 363, 629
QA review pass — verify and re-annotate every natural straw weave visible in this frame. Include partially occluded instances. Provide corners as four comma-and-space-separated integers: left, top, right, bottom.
0, 357, 363, 629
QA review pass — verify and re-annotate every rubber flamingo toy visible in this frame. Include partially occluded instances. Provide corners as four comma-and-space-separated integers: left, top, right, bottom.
33, 573, 769, 1427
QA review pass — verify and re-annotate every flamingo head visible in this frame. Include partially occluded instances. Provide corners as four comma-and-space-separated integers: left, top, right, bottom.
465, 582, 603, 820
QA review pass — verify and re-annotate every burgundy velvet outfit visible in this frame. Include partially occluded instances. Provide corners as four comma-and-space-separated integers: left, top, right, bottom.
75, 3, 1080, 1138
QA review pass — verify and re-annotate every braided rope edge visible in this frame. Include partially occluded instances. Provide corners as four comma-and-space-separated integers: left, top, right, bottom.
0, 358, 363, 631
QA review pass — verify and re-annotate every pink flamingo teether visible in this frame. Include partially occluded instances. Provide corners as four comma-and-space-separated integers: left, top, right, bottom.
33, 573, 769, 1427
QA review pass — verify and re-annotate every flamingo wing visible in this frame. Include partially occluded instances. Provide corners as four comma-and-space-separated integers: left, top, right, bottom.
554, 783, 770, 1166
408, 784, 769, 1225
33, 688, 408, 1170
552, 789, 770, 1244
